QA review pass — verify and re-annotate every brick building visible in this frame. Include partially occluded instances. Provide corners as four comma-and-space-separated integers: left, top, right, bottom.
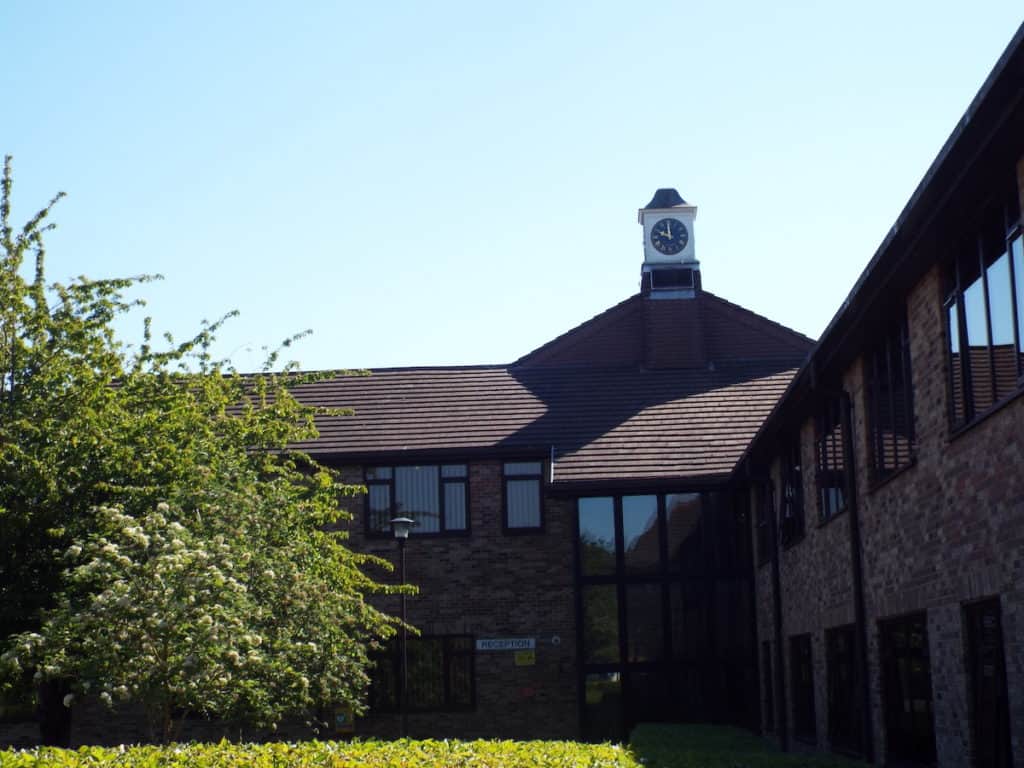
3, 21, 1023, 768
283, 189, 814, 741
742, 22, 1024, 768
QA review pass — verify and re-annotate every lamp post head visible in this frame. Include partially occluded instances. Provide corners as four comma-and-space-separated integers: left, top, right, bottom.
390, 517, 415, 540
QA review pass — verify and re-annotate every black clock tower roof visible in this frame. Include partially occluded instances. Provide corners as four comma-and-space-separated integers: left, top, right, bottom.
643, 188, 688, 209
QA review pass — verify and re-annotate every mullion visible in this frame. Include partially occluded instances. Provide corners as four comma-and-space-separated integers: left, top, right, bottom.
435, 466, 445, 533
614, 497, 628, 670
658, 496, 673, 662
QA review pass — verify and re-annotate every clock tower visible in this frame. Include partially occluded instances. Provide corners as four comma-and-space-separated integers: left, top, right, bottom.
638, 188, 699, 298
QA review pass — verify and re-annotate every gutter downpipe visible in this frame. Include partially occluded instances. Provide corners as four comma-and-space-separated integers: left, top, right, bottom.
767, 477, 789, 752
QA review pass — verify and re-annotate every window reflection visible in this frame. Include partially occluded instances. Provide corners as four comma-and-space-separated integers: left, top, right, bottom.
582, 585, 619, 663
626, 583, 663, 662
986, 251, 1017, 400
623, 495, 660, 574
665, 493, 702, 571
964, 271, 993, 412
579, 497, 616, 575
576, 491, 756, 742
670, 579, 706, 662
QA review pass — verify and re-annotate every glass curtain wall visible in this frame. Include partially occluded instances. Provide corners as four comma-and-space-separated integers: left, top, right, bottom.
576, 491, 756, 741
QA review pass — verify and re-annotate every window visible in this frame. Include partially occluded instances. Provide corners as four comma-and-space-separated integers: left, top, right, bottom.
504, 461, 542, 530
779, 437, 804, 547
761, 640, 774, 732
945, 185, 1024, 428
365, 464, 468, 535
370, 635, 474, 712
790, 634, 816, 743
963, 598, 1012, 768
879, 614, 936, 765
866, 312, 916, 481
815, 395, 848, 522
576, 492, 757, 739
826, 624, 863, 756
755, 477, 774, 566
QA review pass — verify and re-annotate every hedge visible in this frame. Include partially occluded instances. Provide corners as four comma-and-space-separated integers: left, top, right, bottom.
0, 738, 639, 768
630, 724, 869, 768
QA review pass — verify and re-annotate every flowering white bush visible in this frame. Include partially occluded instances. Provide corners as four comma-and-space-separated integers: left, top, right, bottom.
2, 489, 400, 742
0, 158, 404, 744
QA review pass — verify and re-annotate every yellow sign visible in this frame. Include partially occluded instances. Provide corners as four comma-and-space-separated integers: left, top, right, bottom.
514, 650, 536, 666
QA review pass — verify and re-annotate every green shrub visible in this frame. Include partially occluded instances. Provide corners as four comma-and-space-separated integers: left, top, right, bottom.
0, 738, 639, 767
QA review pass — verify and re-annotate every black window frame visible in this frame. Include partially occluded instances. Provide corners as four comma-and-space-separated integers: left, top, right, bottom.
761, 640, 775, 733
826, 624, 864, 757
369, 634, 475, 713
866, 310, 916, 483
364, 463, 470, 537
944, 182, 1024, 431
815, 395, 849, 523
790, 633, 816, 744
963, 597, 1013, 768
779, 436, 805, 548
878, 613, 937, 766
502, 460, 544, 533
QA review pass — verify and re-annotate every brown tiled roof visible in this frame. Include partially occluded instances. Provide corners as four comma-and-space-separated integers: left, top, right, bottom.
291, 362, 801, 484
290, 291, 812, 486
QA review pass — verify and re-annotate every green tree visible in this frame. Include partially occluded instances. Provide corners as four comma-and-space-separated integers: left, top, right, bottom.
0, 156, 401, 743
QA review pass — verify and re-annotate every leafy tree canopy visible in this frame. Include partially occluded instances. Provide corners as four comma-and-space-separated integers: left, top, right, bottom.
0, 156, 400, 742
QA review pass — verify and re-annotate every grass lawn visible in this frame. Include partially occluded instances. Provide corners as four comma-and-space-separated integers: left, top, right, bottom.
630, 724, 869, 768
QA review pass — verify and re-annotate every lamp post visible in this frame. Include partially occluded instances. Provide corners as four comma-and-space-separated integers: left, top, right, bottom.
390, 516, 414, 739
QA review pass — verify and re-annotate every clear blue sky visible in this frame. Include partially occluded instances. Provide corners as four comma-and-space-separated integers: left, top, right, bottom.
2, 3, 1022, 371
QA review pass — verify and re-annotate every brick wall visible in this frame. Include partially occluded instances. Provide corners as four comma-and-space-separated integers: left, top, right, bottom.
643, 296, 706, 369
856, 264, 1024, 767
751, 415, 857, 753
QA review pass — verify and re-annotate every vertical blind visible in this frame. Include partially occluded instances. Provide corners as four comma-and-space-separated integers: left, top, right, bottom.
367, 464, 468, 534
504, 461, 542, 529
395, 466, 440, 533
